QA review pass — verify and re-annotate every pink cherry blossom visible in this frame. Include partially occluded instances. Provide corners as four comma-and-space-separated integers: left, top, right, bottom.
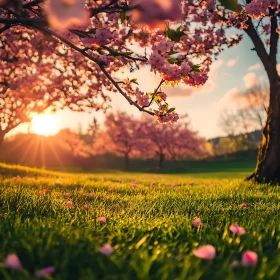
192, 217, 202, 227
97, 217, 107, 223
193, 245, 216, 260
84, 204, 88, 210
66, 201, 73, 207
88, 193, 93, 198
241, 251, 258, 267
229, 224, 246, 235
35, 266, 55, 278
4, 254, 22, 270
98, 244, 114, 256
241, 203, 247, 208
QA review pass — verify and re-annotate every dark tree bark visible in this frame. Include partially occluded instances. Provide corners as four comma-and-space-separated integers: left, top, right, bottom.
247, 78, 280, 183
157, 153, 165, 171
124, 153, 129, 171
0, 131, 5, 157
245, 16, 280, 183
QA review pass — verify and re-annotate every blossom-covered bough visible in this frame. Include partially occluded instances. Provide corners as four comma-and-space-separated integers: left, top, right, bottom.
0, 0, 279, 183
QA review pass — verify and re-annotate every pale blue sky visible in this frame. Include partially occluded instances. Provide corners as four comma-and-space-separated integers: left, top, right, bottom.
10, 31, 278, 139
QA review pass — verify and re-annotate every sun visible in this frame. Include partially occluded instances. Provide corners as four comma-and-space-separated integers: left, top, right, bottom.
31, 114, 58, 136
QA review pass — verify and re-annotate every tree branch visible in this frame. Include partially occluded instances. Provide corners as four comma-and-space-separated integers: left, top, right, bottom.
244, 18, 275, 79
269, 9, 278, 68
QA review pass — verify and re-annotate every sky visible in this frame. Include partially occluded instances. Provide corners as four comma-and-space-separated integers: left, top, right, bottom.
9, 31, 279, 140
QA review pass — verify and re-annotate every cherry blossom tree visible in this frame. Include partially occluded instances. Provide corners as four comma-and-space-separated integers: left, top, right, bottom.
93, 112, 145, 170
58, 129, 92, 158
0, 27, 110, 151
0, 0, 279, 182
141, 116, 206, 169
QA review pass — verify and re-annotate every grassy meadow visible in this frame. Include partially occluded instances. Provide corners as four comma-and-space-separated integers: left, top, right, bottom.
0, 162, 279, 279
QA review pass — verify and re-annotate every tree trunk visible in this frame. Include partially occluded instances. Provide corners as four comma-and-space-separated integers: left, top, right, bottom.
124, 153, 129, 171
0, 132, 4, 157
157, 153, 165, 171
247, 79, 280, 183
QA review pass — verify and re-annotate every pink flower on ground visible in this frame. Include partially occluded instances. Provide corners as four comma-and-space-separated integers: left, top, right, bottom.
4, 254, 22, 270
241, 251, 258, 267
193, 245, 216, 260
63, 192, 70, 197
35, 266, 55, 278
241, 203, 247, 208
88, 193, 93, 198
79, 190, 83, 195
97, 217, 106, 223
84, 204, 88, 210
98, 244, 114, 256
192, 217, 202, 227
66, 201, 73, 207
16, 175, 22, 181
229, 224, 246, 235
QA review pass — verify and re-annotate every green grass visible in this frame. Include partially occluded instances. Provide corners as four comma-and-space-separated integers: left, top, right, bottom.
0, 163, 279, 280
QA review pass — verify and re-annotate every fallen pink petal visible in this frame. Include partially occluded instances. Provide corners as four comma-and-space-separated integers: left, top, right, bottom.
193, 245, 216, 260
229, 260, 239, 268
192, 217, 202, 227
241, 203, 247, 208
97, 217, 107, 223
66, 201, 73, 207
229, 224, 246, 235
98, 244, 114, 256
4, 254, 22, 270
35, 266, 55, 278
241, 251, 258, 267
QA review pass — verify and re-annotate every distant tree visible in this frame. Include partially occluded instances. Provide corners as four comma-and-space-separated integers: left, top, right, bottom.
219, 84, 268, 150
93, 112, 144, 170
59, 129, 91, 159
141, 116, 206, 170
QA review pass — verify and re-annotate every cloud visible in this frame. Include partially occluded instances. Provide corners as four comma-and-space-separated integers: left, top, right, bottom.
211, 59, 224, 70
243, 72, 259, 88
220, 88, 242, 104
248, 63, 261, 71
227, 58, 238, 67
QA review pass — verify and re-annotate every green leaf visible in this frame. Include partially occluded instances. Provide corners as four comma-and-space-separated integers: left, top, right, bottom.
167, 58, 179, 65
220, 0, 242, 12
167, 50, 178, 55
167, 108, 176, 113
130, 78, 138, 85
119, 11, 126, 23
191, 65, 201, 72
165, 27, 185, 42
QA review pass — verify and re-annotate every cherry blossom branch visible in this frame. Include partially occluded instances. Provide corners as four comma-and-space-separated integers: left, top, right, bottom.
101, 45, 148, 63
99, 65, 154, 115
144, 79, 165, 108
28, 24, 154, 116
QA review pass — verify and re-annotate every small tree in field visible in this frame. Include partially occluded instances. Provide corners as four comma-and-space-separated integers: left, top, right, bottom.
142, 116, 206, 170
59, 129, 92, 159
93, 112, 144, 170
0, 0, 279, 182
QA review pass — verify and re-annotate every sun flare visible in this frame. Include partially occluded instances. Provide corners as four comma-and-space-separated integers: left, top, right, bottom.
31, 114, 58, 136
